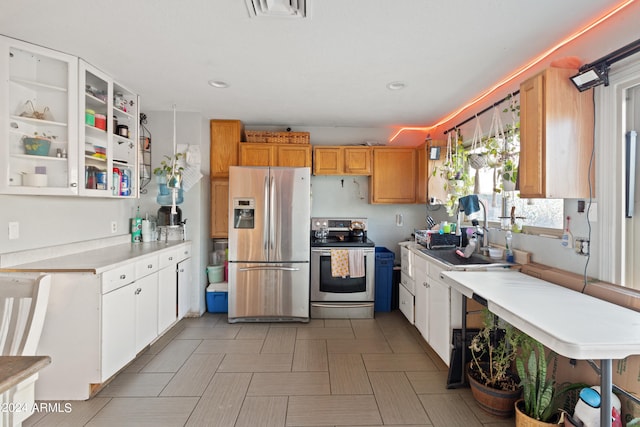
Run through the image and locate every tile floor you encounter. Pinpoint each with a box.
[25,311,515,426]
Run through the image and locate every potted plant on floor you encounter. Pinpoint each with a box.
[515,336,587,426]
[468,308,524,418]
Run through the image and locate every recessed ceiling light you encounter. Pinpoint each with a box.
[386,81,406,91]
[208,80,229,88]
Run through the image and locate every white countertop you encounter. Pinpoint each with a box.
[441,270,640,360]
[0,241,190,275]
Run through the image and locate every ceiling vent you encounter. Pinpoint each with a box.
[245,0,306,18]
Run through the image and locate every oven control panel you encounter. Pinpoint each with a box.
[311,217,368,231]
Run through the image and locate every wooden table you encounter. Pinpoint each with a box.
[441,270,640,427]
[0,356,51,426]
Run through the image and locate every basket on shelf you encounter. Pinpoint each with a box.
[22,136,52,156]
[245,131,309,144]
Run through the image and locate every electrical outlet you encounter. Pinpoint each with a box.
[111,221,117,233]
[8,222,19,240]
[574,238,590,255]
[395,213,403,227]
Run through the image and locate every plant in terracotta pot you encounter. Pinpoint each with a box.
[515,336,587,426]
[468,308,524,418]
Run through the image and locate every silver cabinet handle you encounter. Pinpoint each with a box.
[239,266,300,272]
[135,288,142,295]
[147,264,153,269]
[120,274,126,280]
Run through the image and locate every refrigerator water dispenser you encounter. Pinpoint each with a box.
[233,198,255,229]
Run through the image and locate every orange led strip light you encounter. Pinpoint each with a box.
[389,0,636,142]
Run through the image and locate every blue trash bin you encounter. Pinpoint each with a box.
[375,247,395,312]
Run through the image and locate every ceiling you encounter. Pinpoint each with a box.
[1,0,638,139]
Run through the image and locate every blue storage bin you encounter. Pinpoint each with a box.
[374,247,395,312]
[206,283,228,313]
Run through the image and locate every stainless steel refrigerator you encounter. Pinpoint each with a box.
[227,166,311,323]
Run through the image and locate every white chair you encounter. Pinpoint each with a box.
[0,274,51,427]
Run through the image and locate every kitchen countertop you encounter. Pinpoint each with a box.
[440,270,640,360]
[0,241,190,275]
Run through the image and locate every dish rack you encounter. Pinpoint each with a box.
[415,230,464,249]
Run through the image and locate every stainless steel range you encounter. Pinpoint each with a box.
[310,217,376,319]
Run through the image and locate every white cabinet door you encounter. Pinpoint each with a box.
[400,245,413,278]
[413,256,429,339]
[158,265,177,333]
[0,36,79,195]
[428,277,451,366]
[102,283,136,380]
[398,283,414,325]
[177,258,192,319]
[135,273,158,352]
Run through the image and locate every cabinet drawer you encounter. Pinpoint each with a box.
[135,255,159,279]
[400,247,413,278]
[175,244,192,262]
[102,264,136,294]
[400,271,415,295]
[399,283,415,325]
[159,249,178,269]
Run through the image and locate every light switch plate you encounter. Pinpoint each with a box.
[8,222,19,240]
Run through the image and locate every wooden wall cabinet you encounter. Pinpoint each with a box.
[210,178,229,239]
[239,143,311,167]
[209,119,242,238]
[369,147,417,204]
[313,146,371,175]
[210,119,243,178]
[519,67,595,198]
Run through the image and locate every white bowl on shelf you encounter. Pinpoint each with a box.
[23,173,48,187]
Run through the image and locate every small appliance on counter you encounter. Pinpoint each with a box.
[157,205,186,241]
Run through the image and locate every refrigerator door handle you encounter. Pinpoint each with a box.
[263,175,269,257]
[239,266,301,272]
[269,175,276,251]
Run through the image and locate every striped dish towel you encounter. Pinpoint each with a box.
[330,249,349,277]
[348,249,365,278]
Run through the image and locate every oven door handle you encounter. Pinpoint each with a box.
[311,249,374,256]
[310,303,373,308]
[239,266,301,272]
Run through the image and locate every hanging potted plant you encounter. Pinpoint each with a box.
[433,130,474,215]
[154,152,185,205]
[468,309,524,418]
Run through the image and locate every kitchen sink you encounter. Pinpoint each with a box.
[418,248,512,269]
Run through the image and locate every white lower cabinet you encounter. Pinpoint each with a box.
[413,256,429,339]
[177,258,192,319]
[102,281,136,380]
[158,264,177,333]
[134,273,159,352]
[35,242,191,400]
[399,243,458,368]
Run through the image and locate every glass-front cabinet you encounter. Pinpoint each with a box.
[0,36,79,195]
[0,35,139,198]
[79,60,138,198]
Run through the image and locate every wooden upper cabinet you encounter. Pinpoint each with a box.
[210,120,243,177]
[344,147,371,175]
[519,67,595,199]
[239,143,311,167]
[369,147,417,204]
[278,145,312,167]
[313,147,343,174]
[313,146,371,175]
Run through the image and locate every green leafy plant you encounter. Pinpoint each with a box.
[154,152,185,189]
[432,132,475,215]
[515,337,587,423]
[469,308,524,391]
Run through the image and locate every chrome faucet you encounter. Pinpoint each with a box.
[472,199,489,254]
